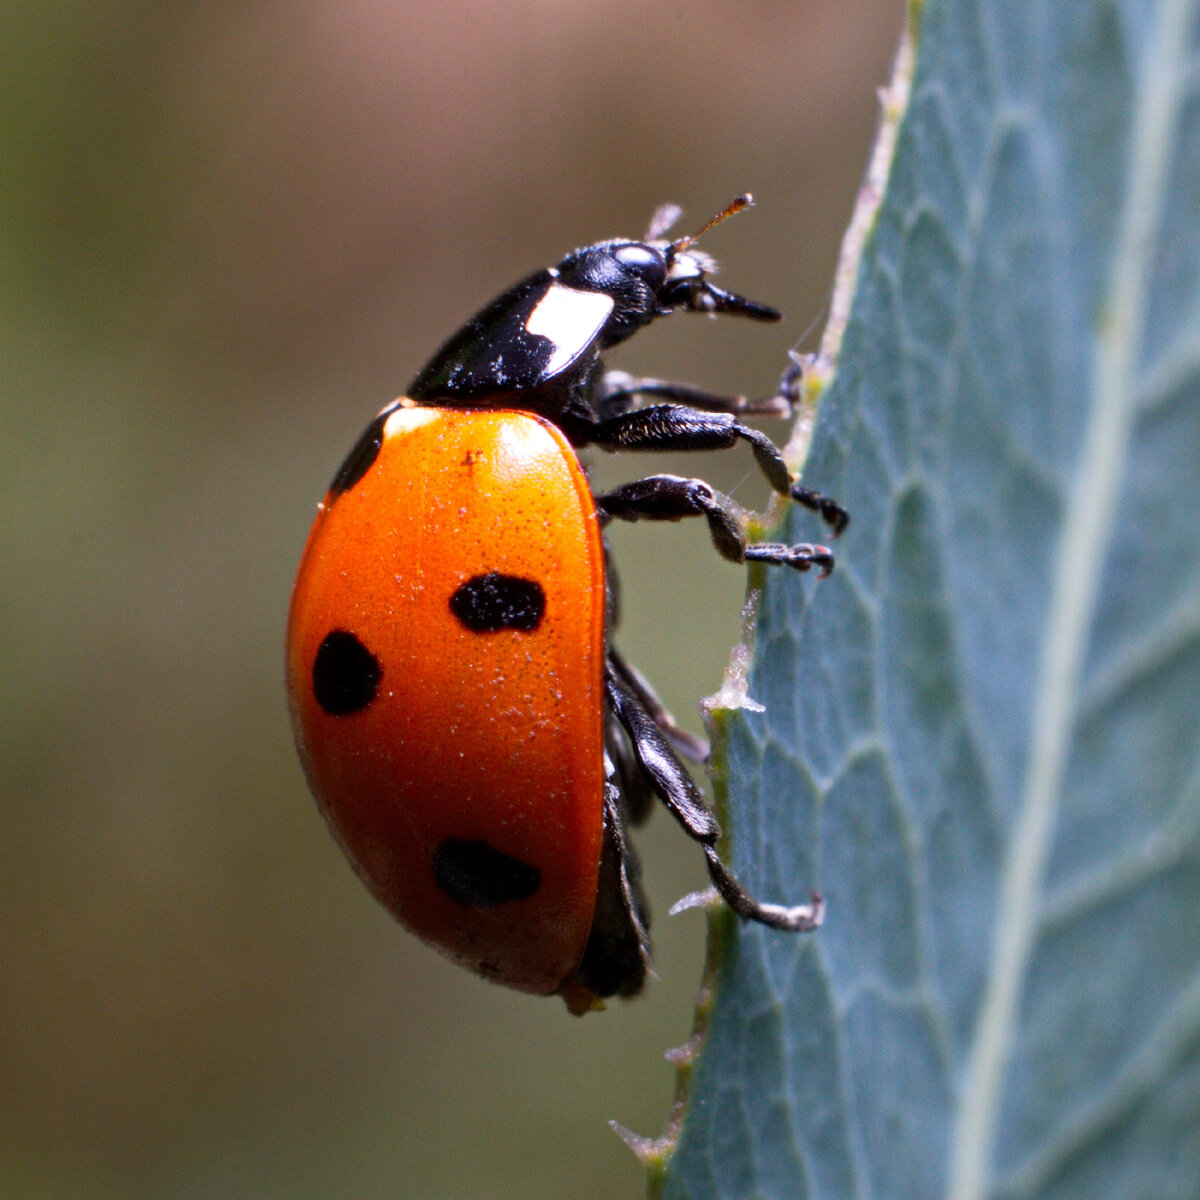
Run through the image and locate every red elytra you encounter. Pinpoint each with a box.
[287,405,606,1000]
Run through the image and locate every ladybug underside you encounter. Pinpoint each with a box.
[287,199,845,1013]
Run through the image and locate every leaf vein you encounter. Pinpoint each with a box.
[993,967,1200,1199]
[945,3,1199,1197]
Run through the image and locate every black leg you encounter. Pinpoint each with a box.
[603,664,717,843]
[604,664,823,933]
[606,709,657,826]
[596,474,835,576]
[776,357,803,408]
[771,358,851,534]
[791,486,851,537]
[595,370,792,420]
[562,779,652,1012]
[584,404,849,538]
[588,405,791,490]
[609,647,709,764]
[598,354,807,421]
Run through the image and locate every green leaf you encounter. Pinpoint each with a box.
[661,2,1200,1198]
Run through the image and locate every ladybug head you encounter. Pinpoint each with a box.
[553,238,671,348]
[554,194,780,350]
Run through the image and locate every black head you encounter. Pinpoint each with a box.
[554,194,781,351]
[554,239,671,348]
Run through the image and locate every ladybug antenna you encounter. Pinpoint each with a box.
[666,193,754,262]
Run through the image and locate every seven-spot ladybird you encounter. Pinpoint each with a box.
[286,196,847,1014]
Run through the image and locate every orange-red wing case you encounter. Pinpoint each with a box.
[287,406,606,995]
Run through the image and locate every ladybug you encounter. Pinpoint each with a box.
[287,195,847,1015]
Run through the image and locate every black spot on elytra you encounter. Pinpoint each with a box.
[312,630,381,715]
[449,572,545,632]
[432,839,542,907]
[330,409,389,496]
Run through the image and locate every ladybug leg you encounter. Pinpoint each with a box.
[601,780,651,967]
[596,474,835,577]
[584,404,849,537]
[602,549,708,783]
[594,370,792,420]
[608,646,709,764]
[789,485,851,536]
[606,707,657,825]
[604,663,824,933]
[566,776,652,1008]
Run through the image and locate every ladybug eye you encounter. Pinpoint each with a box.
[612,242,666,290]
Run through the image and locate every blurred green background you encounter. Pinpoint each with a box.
[1,3,903,1197]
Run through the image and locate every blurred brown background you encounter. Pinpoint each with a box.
[1,3,903,1197]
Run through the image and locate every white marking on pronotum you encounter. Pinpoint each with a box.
[524,284,614,375]
[946,3,1197,1199]
[383,406,441,439]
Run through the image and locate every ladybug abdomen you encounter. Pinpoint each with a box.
[286,406,606,995]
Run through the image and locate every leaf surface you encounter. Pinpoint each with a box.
[662,3,1200,1197]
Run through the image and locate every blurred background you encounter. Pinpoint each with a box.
[1,3,903,1197]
